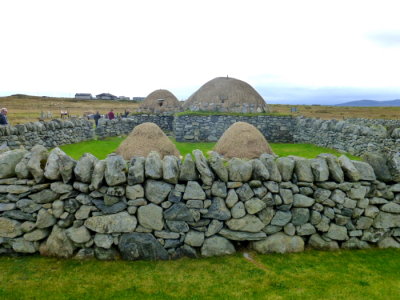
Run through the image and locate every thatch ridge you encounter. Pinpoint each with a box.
[214,122,274,159]
[184,77,268,113]
[138,89,182,113]
[115,122,180,159]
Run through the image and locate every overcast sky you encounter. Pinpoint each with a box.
[1,0,400,104]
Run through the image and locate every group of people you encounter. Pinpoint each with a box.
[92,109,130,127]
[0,108,8,125]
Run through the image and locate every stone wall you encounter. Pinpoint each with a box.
[1,146,400,260]
[95,115,174,139]
[174,115,294,142]
[294,117,400,156]
[0,119,94,150]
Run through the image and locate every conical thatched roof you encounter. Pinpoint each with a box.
[115,122,180,159]
[184,77,268,113]
[214,122,274,159]
[138,89,182,113]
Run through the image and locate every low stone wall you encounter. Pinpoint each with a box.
[95,115,174,139]
[174,115,294,142]
[0,118,94,150]
[1,146,400,260]
[294,117,400,156]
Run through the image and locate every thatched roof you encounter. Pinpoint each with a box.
[184,77,268,113]
[138,89,182,113]
[115,122,180,159]
[214,122,274,159]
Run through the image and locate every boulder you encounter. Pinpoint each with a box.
[179,154,198,181]
[0,217,22,238]
[373,212,400,228]
[252,232,304,254]
[378,237,400,249]
[252,159,270,181]
[338,155,360,182]
[163,155,179,184]
[137,204,164,231]
[144,180,172,204]
[66,226,91,244]
[145,151,163,179]
[35,209,56,229]
[94,233,114,249]
[84,212,137,233]
[15,152,31,179]
[325,223,348,241]
[90,160,106,190]
[184,230,205,247]
[294,159,314,182]
[293,194,315,207]
[226,215,264,232]
[128,157,145,185]
[362,152,392,182]
[308,233,339,250]
[245,198,266,214]
[44,147,64,180]
[27,145,49,183]
[105,154,127,186]
[352,161,376,181]
[12,238,37,253]
[201,236,235,257]
[119,233,169,260]
[208,151,228,182]
[271,210,291,226]
[203,197,231,220]
[211,181,227,198]
[276,157,295,182]
[228,158,253,182]
[163,203,194,222]
[40,225,75,258]
[310,158,329,181]
[183,181,206,200]
[74,153,98,183]
[126,184,144,200]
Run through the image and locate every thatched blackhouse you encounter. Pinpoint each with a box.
[184,77,268,113]
[137,89,182,113]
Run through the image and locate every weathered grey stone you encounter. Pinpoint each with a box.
[106,186,125,197]
[231,201,246,219]
[362,152,392,182]
[318,155,345,183]
[74,153,98,183]
[245,198,266,214]
[145,180,172,204]
[331,189,345,204]
[84,212,137,233]
[293,194,315,207]
[294,159,313,182]
[296,223,316,236]
[252,159,270,181]
[186,200,203,209]
[378,237,400,248]
[226,215,264,232]
[15,152,31,179]
[163,203,194,222]
[205,220,223,237]
[292,208,310,225]
[252,232,304,254]
[166,220,189,232]
[276,157,295,182]
[2,210,35,222]
[0,217,22,238]
[24,228,49,241]
[347,186,368,200]
[260,154,282,182]
[373,212,400,228]
[339,155,361,182]
[387,152,400,182]
[75,205,92,220]
[0,203,16,211]
[271,210,291,226]
[325,223,348,241]
[284,223,295,236]
[29,189,59,204]
[342,237,370,249]
[94,233,114,249]
[219,228,266,241]
[183,181,206,200]
[27,145,48,183]
[352,161,376,181]
[92,199,127,214]
[52,200,64,218]
[144,151,163,179]
[193,150,214,185]
[94,247,119,260]
[44,147,63,180]
[208,151,228,182]
[257,207,275,225]
[225,189,239,208]
[74,248,95,260]
[236,183,254,201]
[128,157,145,185]
[154,230,180,239]
[308,234,339,250]
[163,155,179,184]
[90,160,106,190]
[211,181,227,198]
[105,154,127,186]
[119,232,169,260]
[310,158,329,182]
[280,189,293,205]
[185,230,205,247]
[179,154,198,181]
[16,199,41,214]
[381,202,400,214]
[201,236,235,257]
[66,226,91,244]
[50,182,73,194]
[138,204,164,231]
[203,197,231,220]
[40,225,75,258]
[227,158,252,182]
[355,217,373,230]
[126,184,144,200]
[35,209,56,228]
[58,152,76,184]
[12,238,36,253]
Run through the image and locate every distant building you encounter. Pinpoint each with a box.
[118,96,130,100]
[75,93,93,100]
[132,97,145,102]
[96,93,118,100]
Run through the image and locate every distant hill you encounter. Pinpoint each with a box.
[335,99,400,107]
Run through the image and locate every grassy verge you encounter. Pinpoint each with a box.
[0,249,399,299]
[59,136,359,160]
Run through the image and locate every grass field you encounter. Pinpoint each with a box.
[59,136,359,160]
[0,249,399,299]
[1,95,399,124]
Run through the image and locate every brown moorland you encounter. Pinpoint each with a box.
[1,94,399,124]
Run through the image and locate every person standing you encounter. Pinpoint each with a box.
[0,108,8,125]
[93,111,101,127]
[108,109,115,120]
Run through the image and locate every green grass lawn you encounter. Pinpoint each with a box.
[0,249,399,299]
[59,136,359,160]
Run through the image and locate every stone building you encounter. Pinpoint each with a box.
[183,76,268,113]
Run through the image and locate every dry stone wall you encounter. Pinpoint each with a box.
[1,146,400,260]
[0,119,93,150]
